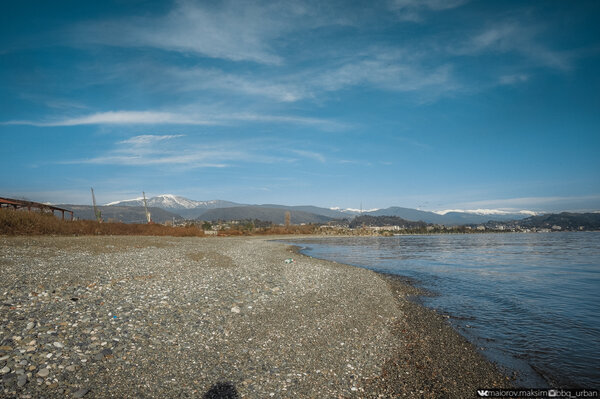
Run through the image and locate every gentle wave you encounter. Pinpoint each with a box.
[288,232,600,388]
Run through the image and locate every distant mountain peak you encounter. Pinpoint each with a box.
[105,197,144,206]
[105,194,210,209]
[329,206,380,214]
[432,208,538,216]
[105,195,243,219]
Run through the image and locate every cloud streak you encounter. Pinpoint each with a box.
[159,48,458,104]
[119,134,184,145]
[2,110,344,130]
[73,1,284,64]
[452,22,571,70]
[54,1,570,111]
[389,0,469,21]
[63,134,300,170]
[67,134,242,168]
[71,0,353,65]
[291,149,326,163]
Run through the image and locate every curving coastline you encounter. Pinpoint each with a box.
[0,236,508,398]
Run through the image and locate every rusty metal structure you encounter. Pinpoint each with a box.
[0,196,74,221]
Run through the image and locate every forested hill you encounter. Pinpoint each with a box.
[514,212,600,230]
[349,215,427,229]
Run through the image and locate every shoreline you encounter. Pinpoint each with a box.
[287,240,512,397]
[1,235,509,397]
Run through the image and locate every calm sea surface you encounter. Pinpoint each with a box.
[286,232,600,388]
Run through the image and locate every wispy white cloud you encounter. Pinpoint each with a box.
[65,1,461,102]
[119,134,184,145]
[498,73,529,85]
[2,111,209,126]
[313,57,455,94]
[2,110,343,130]
[71,0,353,65]
[73,1,285,64]
[291,149,326,163]
[163,67,307,102]
[453,23,571,70]
[67,134,241,168]
[62,134,299,170]
[389,0,469,21]
[158,52,457,103]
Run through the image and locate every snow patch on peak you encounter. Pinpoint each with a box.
[433,208,538,216]
[330,206,379,213]
[105,197,143,206]
[106,194,232,210]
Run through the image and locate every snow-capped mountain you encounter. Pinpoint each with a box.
[106,194,243,218]
[329,207,380,215]
[105,195,538,225]
[106,194,236,210]
[432,209,538,216]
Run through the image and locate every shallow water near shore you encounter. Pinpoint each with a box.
[287,232,600,388]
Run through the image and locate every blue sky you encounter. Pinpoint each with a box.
[1,0,599,212]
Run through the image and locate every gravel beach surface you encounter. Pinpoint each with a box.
[1,236,507,398]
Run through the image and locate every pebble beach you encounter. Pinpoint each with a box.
[0,236,508,398]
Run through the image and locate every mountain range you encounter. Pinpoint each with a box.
[98,194,534,225]
[106,195,240,219]
[58,204,183,224]
[500,212,600,230]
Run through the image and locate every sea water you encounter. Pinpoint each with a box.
[287,232,600,388]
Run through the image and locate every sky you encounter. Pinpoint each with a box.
[1,0,599,213]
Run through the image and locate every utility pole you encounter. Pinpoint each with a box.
[90,188,102,223]
[143,192,152,224]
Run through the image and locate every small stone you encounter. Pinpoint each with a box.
[27,340,36,346]
[0,355,8,361]
[3,373,16,384]
[73,388,89,398]
[25,322,35,330]
[1,366,10,374]
[231,306,241,313]
[66,365,76,372]
[53,342,64,348]
[37,368,49,378]
[17,374,27,387]
[26,346,36,353]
